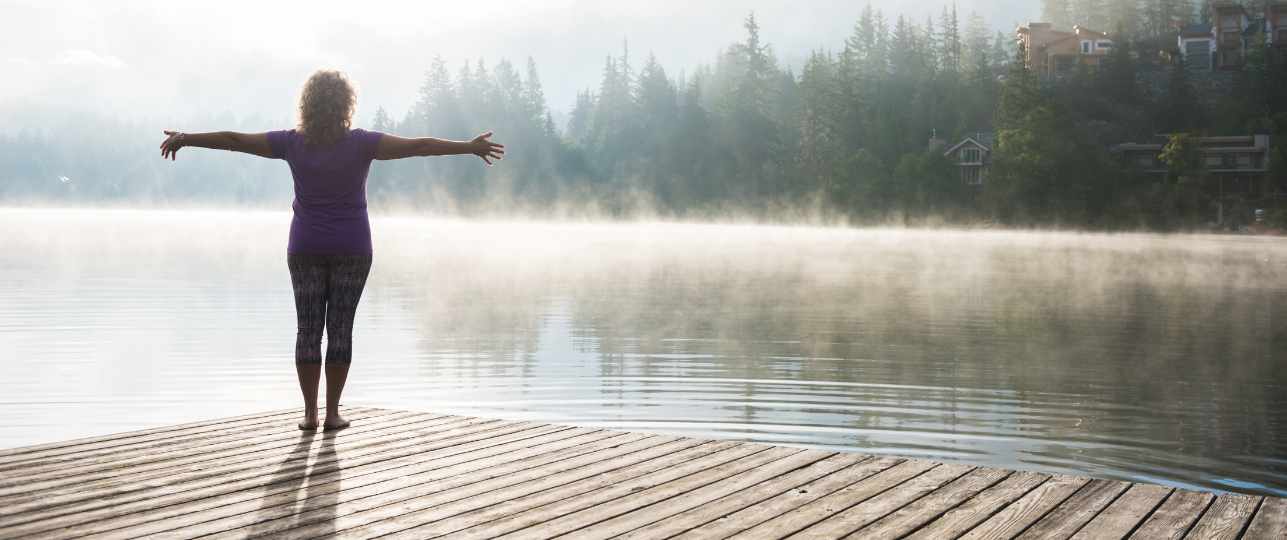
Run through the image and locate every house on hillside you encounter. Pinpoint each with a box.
[1016,22,1113,76]
[1108,135,1272,196]
[927,133,994,185]
[1167,3,1287,70]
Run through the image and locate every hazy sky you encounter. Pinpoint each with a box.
[1,0,1034,131]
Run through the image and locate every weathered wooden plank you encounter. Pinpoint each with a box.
[0,407,298,460]
[0,411,475,511]
[783,463,974,539]
[0,409,358,477]
[1015,478,1131,540]
[1069,483,1173,540]
[850,467,1014,540]
[0,407,339,478]
[1,421,578,539]
[1183,493,1264,540]
[340,442,801,540]
[0,414,512,528]
[1129,489,1216,540]
[0,407,410,483]
[904,471,1051,540]
[606,454,871,540]
[956,474,1091,540]
[556,449,836,540]
[20,425,596,539]
[723,459,940,540]
[673,456,906,540]
[73,429,638,540]
[427,442,777,540]
[1244,496,1287,540]
[174,432,685,540]
[482,446,802,540]
[0,408,420,496]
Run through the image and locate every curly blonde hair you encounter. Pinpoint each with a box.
[297,70,356,146]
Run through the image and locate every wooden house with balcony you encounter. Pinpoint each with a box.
[1109,135,1272,196]
[1269,2,1287,55]
[1016,23,1114,76]
[927,133,993,185]
[1169,3,1287,69]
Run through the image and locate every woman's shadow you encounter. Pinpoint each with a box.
[241,428,341,538]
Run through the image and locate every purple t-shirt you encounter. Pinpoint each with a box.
[267,128,384,255]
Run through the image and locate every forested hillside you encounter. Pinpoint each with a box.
[5,1,1287,229]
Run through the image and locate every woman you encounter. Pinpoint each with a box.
[159,69,504,431]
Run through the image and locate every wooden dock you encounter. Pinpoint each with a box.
[0,407,1283,539]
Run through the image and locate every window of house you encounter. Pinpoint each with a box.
[964,167,981,184]
[1279,28,1287,41]
[1096,40,1112,49]
[1222,47,1240,64]
[961,148,982,163]
[1129,155,1154,167]
[1223,30,1240,43]
[1081,41,1090,53]
[1207,155,1225,167]
[1185,40,1211,69]
[1235,154,1252,166]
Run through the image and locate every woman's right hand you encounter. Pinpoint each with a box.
[471,132,505,165]
[160,130,184,161]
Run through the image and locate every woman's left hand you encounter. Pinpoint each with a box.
[160,130,185,161]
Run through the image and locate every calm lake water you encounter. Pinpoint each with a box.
[2,208,1285,496]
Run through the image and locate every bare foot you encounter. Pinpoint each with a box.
[323,414,350,431]
[299,412,319,431]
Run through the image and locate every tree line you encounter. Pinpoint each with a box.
[3,2,1284,228]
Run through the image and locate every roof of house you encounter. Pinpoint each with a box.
[945,133,994,154]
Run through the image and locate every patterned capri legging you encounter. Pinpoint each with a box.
[287,253,373,365]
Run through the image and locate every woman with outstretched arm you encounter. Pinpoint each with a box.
[159,69,504,431]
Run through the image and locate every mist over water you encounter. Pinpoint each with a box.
[2,208,1285,497]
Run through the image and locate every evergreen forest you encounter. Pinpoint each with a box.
[5,1,1287,229]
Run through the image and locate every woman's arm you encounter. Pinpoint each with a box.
[159,130,273,161]
[376,132,505,165]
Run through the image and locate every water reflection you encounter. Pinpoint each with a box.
[1,209,1284,496]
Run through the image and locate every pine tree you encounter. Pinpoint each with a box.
[637,53,679,140]
[994,42,1046,131]
[924,14,940,71]
[566,89,595,141]
[523,57,550,129]
[1042,0,1074,28]
[418,55,463,140]
[1071,0,1107,30]
[371,106,393,132]
[455,61,480,124]
[676,75,715,202]
[1098,20,1138,104]
[829,45,868,159]
[795,49,835,174]
[963,11,991,67]
[991,31,1010,66]
[939,6,962,71]
[892,16,921,74]
[852,4,877,71]
[727,12,782,196]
